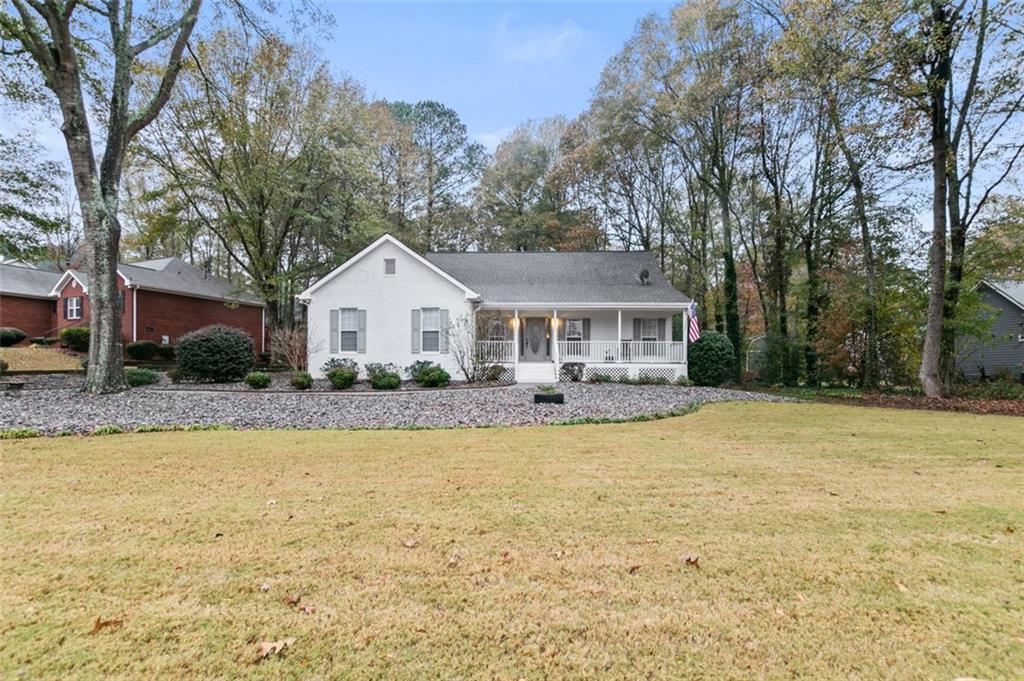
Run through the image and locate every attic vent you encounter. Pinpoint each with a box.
[384,258,396,276]
[637,269,650,286]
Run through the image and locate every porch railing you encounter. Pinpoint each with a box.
[475,340,516,363]
[556,340,686,364]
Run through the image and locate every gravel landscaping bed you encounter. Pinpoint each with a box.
[0,380,792,434]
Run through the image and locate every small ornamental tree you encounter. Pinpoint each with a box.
[689,331,735,387]
[175,325,254,382]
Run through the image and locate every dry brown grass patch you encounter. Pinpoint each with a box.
[0,346,82,372]
[1,402,1021,678]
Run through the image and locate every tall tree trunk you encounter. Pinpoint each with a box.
[803,235,820,386]
[919,1,953,398]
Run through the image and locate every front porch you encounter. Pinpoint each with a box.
[474,307,689,383]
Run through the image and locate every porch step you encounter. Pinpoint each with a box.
[515,363,556,383]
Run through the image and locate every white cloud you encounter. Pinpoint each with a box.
[474,126,513,153]
[493,16,587,65]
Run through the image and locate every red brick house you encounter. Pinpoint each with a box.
[1,258,266,350]
[0,262,60,339]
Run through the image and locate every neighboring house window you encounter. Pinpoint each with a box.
[421,307,440,352]
[641,319,658,342]
[488,318,506,341]
[384,258,396,276]
[66,296,82,320]
[565,319,584,342]
[339,308,359,352]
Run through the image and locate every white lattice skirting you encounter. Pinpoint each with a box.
[583,364,687,382]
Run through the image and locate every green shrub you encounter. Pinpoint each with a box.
[405,360,437,381]
[92,425,124,436]
[167,367,185,383]
[371,371,401,390]
[322,357,358,374]
[156,344,175,361]
[30,336,56,346]
[676,375,694,387]
[0,427,41,439]
[365,362,399,380]
[175,325,254,382]
[124,340,159,360]
[327,367,357,390]
[59,326,90,352]
[0,327,27,347]
[0,359,8,377]
[587,372,613,383]
[124,367,160,387]
[689,331,735,387]
[956,377,1024,401]
[244,371,272,389]
[291,371,313,390]
[418,366,450,388]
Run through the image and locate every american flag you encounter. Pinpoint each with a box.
[688,301,701,342]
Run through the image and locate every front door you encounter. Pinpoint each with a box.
[522,317,549,361]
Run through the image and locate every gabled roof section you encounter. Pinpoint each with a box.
[298,234,480,301]
[0,262,61,299]
[424,250,690,306]
[982,279,1024,312]
[49,259,262,305]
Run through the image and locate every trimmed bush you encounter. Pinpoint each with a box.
[322,357,358,374]
[365,362,399,380]
[417,366,450,388]
[405,360,438,382]
[59,326,90,352]
[689,331,735,387]
[244,371,272,389]
[291,371,313,390]
[29,337,57,346]
[0,359,8,376]
[0,327,27,347]
[371,371,401,390]
[167,367,185,383]
[124,367,160,387]
[124,340,159,360]
[175,325,254,382]
[156,344,176,361]
[327,368,357,390]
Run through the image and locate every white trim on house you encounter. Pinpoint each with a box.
[49,270,91,296]
[981,279,1024,313]
[477,302,686,310]
[297,234,480,302]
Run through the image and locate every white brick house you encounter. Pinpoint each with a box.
[299,234,693,382]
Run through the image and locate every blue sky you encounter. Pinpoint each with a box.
[318,2,672,149]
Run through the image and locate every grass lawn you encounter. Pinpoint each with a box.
[2,403,1021,679]
[0,346,81,372]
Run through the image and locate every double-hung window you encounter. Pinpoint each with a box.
[66,297,82,320]
[338,308,359,352]
[641,319,659,342]
[421,307,440,352]
[565,319,584,342]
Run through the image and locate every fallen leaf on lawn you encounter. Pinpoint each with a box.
[895,581,908,593]
[403,538,419,548]
[681,555,700,569]
[499,551,512,563]
[1005,526,1015,534]
[255,637,295,662]
[446,556,460,569]
[259,583,270,593]
[91,616,123,635]
[266,499,277,506]
[283,594,301,606]
[298,605,316,615]
[627,565,641,575]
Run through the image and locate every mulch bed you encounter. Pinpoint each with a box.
[821,393,1023,417]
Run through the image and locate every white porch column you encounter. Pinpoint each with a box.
[513,309,519,366]
[552,309,559,377]
[617,309,622,363]
[683,307,689,366]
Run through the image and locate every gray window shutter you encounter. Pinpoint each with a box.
[357,309,367,353]
[633,318,641,339]
[411,309,421,353]
[657,318,666,341]
[583,318,591,341]
[330,309,339,353]
[63,297,69,319]
[439,309,450,353]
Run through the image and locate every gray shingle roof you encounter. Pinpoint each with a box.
[424,251,690,305]
[0,262,61,299]
[985,279,1024,310]
[64,258,262,305]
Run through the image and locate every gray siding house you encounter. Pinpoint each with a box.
[957,280,1024,381]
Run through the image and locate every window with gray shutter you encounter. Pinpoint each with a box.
[421,307,440,352]
[339,308,359,352]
